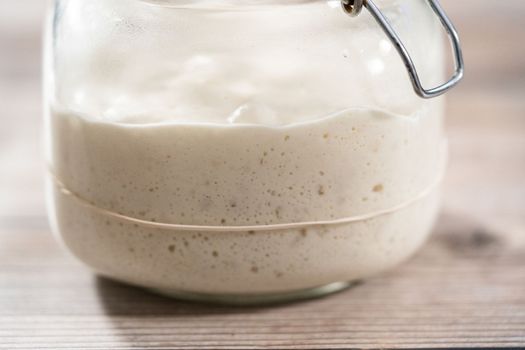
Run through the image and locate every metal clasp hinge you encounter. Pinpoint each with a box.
[342,0,465,98]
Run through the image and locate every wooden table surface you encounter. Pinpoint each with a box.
[1,1,524,349]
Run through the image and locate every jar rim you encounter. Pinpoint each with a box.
[136,0,401,12]
[138,0,333,10]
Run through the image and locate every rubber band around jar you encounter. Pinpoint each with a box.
[48,168,444,232]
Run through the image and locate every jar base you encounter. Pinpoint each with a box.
[148,281,356,305]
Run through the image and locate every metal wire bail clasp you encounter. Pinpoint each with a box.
[342,0,465,98]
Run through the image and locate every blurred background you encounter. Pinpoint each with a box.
[1,1,523,236]
[1,1,524,348]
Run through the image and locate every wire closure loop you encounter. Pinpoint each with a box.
[341,0,464,98]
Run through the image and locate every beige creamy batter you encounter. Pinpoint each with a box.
[47,105,445,294]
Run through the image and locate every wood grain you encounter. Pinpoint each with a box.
[1,213,525,349]
[1,1,525,349]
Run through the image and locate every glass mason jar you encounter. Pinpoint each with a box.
[45,0,462,304]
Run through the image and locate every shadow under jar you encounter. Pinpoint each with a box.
[44,0,461,304]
